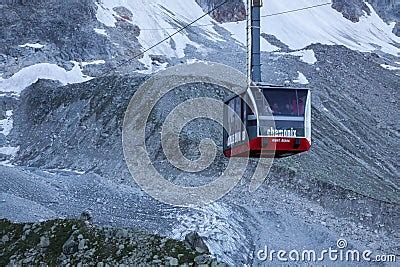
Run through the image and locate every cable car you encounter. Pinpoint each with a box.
[223,0,312,158]
[223,85,311,158]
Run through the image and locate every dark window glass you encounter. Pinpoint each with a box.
[228,99,235,136]
[296,90,307,116]
[225,96,246,146]
[234,97,241,133]
[263,89,307,116]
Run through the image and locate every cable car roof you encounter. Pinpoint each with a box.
[224,85,310,102]
[250,84,311,91]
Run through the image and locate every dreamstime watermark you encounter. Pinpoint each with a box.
[122,62,275,207]
[256,239,397,263]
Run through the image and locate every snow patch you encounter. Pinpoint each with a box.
[80,60,106,67]
[380,64,400,71]
[186,58,210,65]
[0,146,19,156]
[95,2,116,27]
[289,50,317,65]
[293,71,309,85]
[0,62,93,94]
[59,168,86,175]
[19,43,45,49]
[94,28,108,36]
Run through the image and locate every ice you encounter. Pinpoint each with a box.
[0,62,92,94]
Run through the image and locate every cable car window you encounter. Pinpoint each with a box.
[228,99,235,143]
[225,96,244,146]
[234,97,242,143]
[296,90,307,116]
[234,97,241,132]
[263,89,300,116]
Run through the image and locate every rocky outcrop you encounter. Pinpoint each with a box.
[0,218,224,266]
[369,0,400,36]
[332,0,371,22]
[394,21,400,36]
[367,0,399,24]
[195,0,246,22]
[184,232,210,254]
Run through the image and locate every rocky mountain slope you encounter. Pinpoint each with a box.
[0,218,223,266]
[367,0,399,34]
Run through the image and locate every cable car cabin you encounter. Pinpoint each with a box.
[223,85,311,158]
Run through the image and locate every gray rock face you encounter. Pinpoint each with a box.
[332,0,371,22]
[195,0,246,22]
[0,0,143,78]
[367,0,400,24]
[369,0,400,36]
[11,76,144,181]
[10,44,399,204]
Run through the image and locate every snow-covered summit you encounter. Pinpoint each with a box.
[95,0,399,56]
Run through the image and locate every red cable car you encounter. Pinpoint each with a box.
[223,85,311,158]
[223,0,312,158]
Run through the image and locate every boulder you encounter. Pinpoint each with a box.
[80,210,93,222]
[184,232,209,254]
[62,235,78,255]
